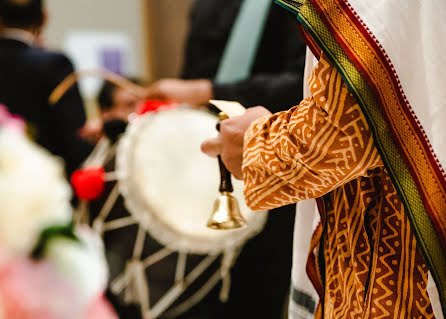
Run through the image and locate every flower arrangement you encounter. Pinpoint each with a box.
[0,105,116,319]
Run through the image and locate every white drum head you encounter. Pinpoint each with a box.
[116,108,267,255]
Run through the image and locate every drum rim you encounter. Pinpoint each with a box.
[116,109,267,255]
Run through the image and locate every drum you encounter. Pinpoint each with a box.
[80,107,268,318]
[116,108,266,255]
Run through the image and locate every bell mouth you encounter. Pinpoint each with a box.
[207,218,247,230]
[207,193,247,230]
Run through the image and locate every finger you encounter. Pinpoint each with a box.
[143,89,161,100]
[229,164,243,180]
[221,153,243,180]
[231,162,243,180]
[201,136,222,158]
[143,84,163,100]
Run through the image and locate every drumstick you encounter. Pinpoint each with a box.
[48,69,147,106]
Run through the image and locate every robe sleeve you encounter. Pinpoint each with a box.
[242,54,383,210]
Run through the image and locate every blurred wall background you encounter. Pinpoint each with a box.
[45,0,148,79]
[146,0,194,79]
[44,0,195,116]
[45,0,195,82]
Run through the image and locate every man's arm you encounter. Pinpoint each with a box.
[145,5,306,112]
[143,70,303,111]
[203,54,383,211]
[243,54,382,210]
[46,54,93,176]
[212,71,304,112]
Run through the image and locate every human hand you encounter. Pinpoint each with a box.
[144,79,213,106]
[78,119,103,144]
[201,106,272,180]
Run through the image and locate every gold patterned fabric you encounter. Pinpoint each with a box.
[242,54,435,318]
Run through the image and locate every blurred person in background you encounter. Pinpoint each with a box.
[79,79,143,144]
[98,80,141,123]
[0,0,92,177]
[144,1,308,318]
[147,1,306,112]
[96,80,140,143]
[87,79,202,319]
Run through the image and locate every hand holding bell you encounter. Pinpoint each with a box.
[207,112,247,230]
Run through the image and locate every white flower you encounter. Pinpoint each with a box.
[44,227,109,308]
[0,130,72,255]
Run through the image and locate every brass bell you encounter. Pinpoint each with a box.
[207,192,246,229]
[207,112,247,230]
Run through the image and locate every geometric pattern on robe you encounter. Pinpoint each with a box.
[242,53,435,318]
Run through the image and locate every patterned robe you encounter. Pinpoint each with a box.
[242,54,435,318]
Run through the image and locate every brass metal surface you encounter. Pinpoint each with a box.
[207,192,247,230]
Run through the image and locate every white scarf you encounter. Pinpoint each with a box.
[347,1,445,317]
[289,49,320,319]
[290,0,446,314]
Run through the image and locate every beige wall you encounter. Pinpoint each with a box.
[43,0,195,118]
[45,0,148,79]
[146,0,195,79]
[44,0,195,81]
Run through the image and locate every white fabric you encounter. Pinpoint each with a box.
[346,0,446,178]
[429,271,445,319]
[289,48,320,319]
[345,1,445,317]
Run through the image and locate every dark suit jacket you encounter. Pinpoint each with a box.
[182,0,307,112]
[180,2,302,319]
[0,37,92,177]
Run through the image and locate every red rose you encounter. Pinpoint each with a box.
[71,167,105,200]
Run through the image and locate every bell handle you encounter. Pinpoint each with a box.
[218,155,234,193]
[216,112,234,194]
